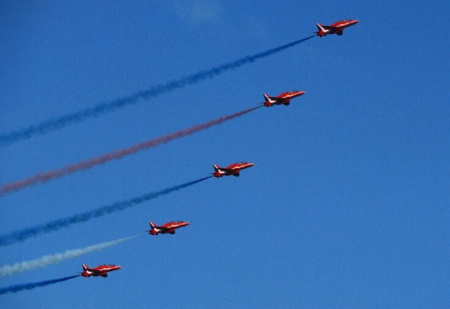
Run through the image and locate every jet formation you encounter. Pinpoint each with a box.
[76,19,358,279]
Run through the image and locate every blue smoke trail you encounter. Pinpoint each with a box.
[0,35,315,147]
[0,106,260,196]
[0,275,79,295]
[0,176,211,246]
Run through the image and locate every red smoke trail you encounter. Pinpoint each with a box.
[0,106,261,196]
[0,35,314,147]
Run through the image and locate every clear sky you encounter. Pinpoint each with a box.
[1,1,449,308]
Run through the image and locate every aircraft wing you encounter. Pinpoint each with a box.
[88,269,107,276]
[271,97,285,103]
[160,226,180,232]
[90,269,103,274]
[220,168,235,172]
[324,25,339,30]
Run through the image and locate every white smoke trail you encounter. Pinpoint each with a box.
[0,235,139,278]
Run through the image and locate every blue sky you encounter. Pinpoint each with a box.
[1,1,449,308]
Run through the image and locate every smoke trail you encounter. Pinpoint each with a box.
[0,275,79,295]
[0,36,315,147]
[0,235,138,277]
[0,106,260,196]
[0,176,210,246]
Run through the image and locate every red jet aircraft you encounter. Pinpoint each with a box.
[81,264,122,278]
[148,221,190,235]
[316,19,359,37]
[263,91,306,107]
[213,162,254,178]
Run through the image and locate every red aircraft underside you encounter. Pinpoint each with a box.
[316,19,359,37]
[81,264,122,278]
[263,90,306,107]
[213,162,254,178]
[148,221,190,235]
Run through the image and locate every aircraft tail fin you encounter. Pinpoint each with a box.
[82,264,90,271]
[316,23,326,32]
[213,164,221,172]
[149,222,157,230]
[263,94,274,103]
